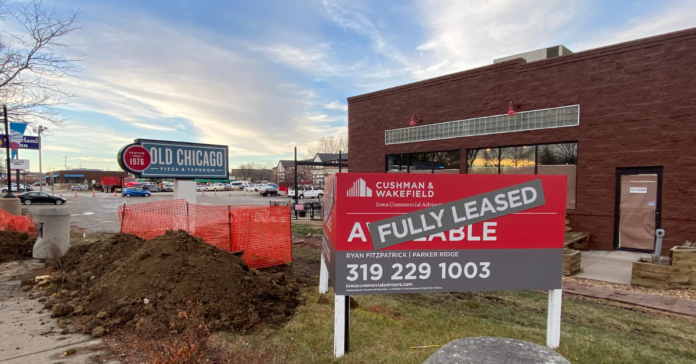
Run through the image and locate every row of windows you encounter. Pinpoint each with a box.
[385,142,577,209]
[385,105,579,145]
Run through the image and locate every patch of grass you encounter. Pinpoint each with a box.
[291,222,323,236]
[216,248,696,364]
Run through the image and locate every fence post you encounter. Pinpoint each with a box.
[186,202,190,233]
[228,205,232,252]
[120,203,127,233]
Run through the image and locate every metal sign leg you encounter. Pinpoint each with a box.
[319,257,329,294]
[546,289,562,349]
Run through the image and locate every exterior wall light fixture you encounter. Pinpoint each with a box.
[409,114,422,126]
[508,101,520,117]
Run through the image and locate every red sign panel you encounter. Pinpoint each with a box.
[322,173,567,295]
[122,145,151,172]
[325,174,566,251]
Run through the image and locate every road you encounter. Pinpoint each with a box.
[20,190,293,233]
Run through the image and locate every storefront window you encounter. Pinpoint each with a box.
[467,148,499,174]
[500,146,535,174]
[466,142,578,209]
[433,151,461,174]
[409,153,433,174]
[538,143,577,209]
[387,154,408,172]
[386,150,460,174]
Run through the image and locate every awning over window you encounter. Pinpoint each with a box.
[64,174,84,177]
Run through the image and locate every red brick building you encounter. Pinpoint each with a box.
[347,28,696,254]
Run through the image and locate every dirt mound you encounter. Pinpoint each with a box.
[42,230,300,336]
[0,231,36,263]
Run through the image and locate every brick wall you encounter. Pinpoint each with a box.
[347,28,696,253]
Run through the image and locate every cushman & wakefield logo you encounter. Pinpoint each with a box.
[347,178,372,197]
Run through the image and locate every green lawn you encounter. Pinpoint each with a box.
[291,221,323,236]
[214,247,696,364]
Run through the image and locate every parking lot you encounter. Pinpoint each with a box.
[20,190,292,233]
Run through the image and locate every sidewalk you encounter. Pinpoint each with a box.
[0,260,119,364]
[576,250,651,284]
[563,280,696,317]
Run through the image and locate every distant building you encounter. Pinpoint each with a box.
[45,169,128,185]
[275,160,313,191]
[229,168,272,183]
[311,153,348,189]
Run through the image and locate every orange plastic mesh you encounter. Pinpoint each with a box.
[118,200,291,268]
[0,207,38,235]
[230,206,292,269]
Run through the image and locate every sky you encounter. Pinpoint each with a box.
[3,0,696,172]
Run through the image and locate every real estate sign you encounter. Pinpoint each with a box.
[322,173,567,296]
[118,139,229,179]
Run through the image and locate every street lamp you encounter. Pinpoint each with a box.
[3,105,14,198]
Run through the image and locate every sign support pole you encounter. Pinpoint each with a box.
[2,105,13,198]
[333,294,346,358]
[546,289,562,349]
[319,257,329,294]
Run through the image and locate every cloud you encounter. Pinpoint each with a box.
[54,9,345,163]
[129,122,178,132]
[42,145,81,152]
[569,1,696,51]
[324,101,348,111]
[412,0,581,79]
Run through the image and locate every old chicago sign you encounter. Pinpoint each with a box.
[118,139,229,179]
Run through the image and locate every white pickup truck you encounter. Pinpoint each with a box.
[288,186,324,199]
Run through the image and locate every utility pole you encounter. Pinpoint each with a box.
[294,146,298,205]
[37,125,47,192]
[64,155,67,170]
[3,105,13,198]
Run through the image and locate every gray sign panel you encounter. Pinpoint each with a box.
[367,180,546,250]
[333,248,562,295]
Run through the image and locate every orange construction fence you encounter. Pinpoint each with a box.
[0,208,38,235]
[118,199,291,268]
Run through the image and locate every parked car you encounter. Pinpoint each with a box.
[259,186,279,197]
[196,185,207,192]
[142,184,159,192]
[206,183,226,191]
[71,185,86,191]
[299,186,324,199]
[22,184,34,191]
[244,184,264,192]
[230,181,249,190]
[19,192,66,205]
[122,187,151,197]
[162,184,174,192]
[1,184,26,193]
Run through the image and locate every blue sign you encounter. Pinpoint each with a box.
[118,139,229,179]
[0,135,39,150]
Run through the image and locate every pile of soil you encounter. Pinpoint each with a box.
[40,230,300,337]
[0,231,36,263]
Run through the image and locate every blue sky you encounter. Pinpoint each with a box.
[4,0,696,172]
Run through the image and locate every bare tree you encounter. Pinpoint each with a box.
[302,136,348,159]
[0,0,83,126]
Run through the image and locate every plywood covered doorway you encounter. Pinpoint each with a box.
[615,168,662,252]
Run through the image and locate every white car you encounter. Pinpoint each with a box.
[206,183,225,191]
[244,184,262,192]
[296,186,324,199]
[196,185,207,192]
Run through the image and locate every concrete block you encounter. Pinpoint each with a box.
[174,180,196,205]
[0,197,21,216]
[32,209,71,259]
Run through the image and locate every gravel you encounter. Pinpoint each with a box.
[563,276,695,301]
